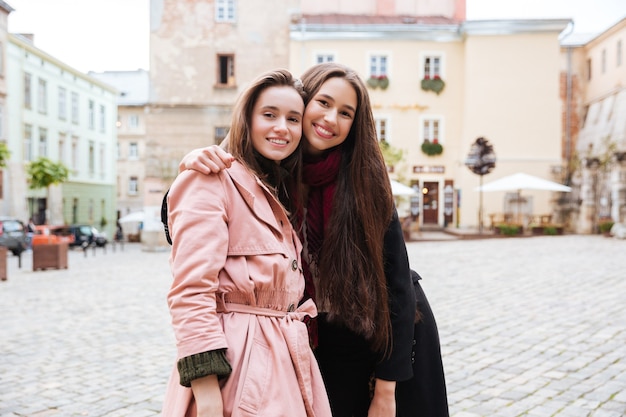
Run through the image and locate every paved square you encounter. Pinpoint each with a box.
[1,235,624,416]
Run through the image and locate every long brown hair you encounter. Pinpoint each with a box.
[301,63,394,352]
[227,69,306,218]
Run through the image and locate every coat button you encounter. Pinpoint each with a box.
[291,259,298,270]
[287,303,295,312]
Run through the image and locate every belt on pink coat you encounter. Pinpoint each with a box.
[217,298,320,417]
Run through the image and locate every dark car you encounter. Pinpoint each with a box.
[0,217,29,256]
[50,225,108,248]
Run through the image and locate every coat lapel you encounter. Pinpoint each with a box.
[225,164,283,234]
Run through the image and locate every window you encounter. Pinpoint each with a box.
[369,55,388,77]
[24,73,32,109]
[601,49,607,74]
[58,87,67,120]
[23,124,32,161]
[617,40,622,67]
[217,54,235,86]
[88,100,95,130]
[214,127,229,145]
[375,118,388,142]
[128,114,139,129]
[422,119,441,143]
[71,92,79,124]
[38,127,48,157]
[215,0,235,22]
[38,78,48,114]
[99,144,105,176]
[423,55,442,78]
[316,54,335,64]
[0,43,3,77]
[59,133,66,164]
[128,176,139,195]
[0,106,3,140]
[129,142,139,159]
[88,141,95,175]
[99,105,106,132]
[587,58,592,80]
[71,136,78,172]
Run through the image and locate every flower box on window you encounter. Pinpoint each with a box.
[421,139,443,156]
[421,75,445,95]
[367,75,389,90]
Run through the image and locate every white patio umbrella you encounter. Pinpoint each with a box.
[475,172,571,224]
[475,172,572,193]
[391,179,418,196]
[118,211,146,224]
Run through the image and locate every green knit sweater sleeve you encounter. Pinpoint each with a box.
[177,349,232,387]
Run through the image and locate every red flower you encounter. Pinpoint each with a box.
[434,75,441,80]
[423,75,430,80]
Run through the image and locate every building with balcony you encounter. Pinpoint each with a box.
[562,17,626,233]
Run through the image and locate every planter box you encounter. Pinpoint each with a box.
[531,225,564,236]
[0,246,7,280]
[33,243,69,271]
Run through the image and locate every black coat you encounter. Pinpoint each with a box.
[315,210,448,417]
[396,270,449,417]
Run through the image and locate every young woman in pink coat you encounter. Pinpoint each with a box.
[161,69,332,417]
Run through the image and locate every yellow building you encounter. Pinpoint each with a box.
[290,11,570,230]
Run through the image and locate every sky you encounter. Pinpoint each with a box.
[5,0,626,74]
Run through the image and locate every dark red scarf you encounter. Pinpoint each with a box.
[301,148,341,347]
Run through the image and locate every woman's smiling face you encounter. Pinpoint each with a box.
[302,77,357,156]
[250,85,304,162]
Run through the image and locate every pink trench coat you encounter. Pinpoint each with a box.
[161,162,332,417]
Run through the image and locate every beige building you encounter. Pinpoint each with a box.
[563,18,626,233]
[144,0,300,206]
[147,0,626,232]
[290,11,570,230]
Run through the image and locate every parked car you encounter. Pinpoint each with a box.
[49,225,108,248]
[0,217,28,256]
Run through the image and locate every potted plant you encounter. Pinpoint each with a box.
[421,75,446,95]
[378,75,389,90]
[598,219,614,236]
[27,157,71,270]
[367,76,380,89]
[421,139,443,156]
[495,223,523,236]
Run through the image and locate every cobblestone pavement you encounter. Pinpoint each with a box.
[1,235,625,416]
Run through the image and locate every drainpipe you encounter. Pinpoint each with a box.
[566,46,573,184]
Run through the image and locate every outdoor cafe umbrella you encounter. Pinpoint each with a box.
[391,179,418,196]
[475,172,572,223]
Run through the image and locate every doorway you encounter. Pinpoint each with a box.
[422,182,439,224]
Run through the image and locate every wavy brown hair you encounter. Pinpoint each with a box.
[227,69,307,219]
[300,63,394,352]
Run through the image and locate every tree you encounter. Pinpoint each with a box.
[0,142,9,168]
[465,137,497,233]
[27,157,70,190]
[379,140,404,168]
[27,157,70,223]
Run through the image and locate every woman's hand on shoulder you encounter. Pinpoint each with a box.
[179,146,235,175]
[368,379,396,417]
